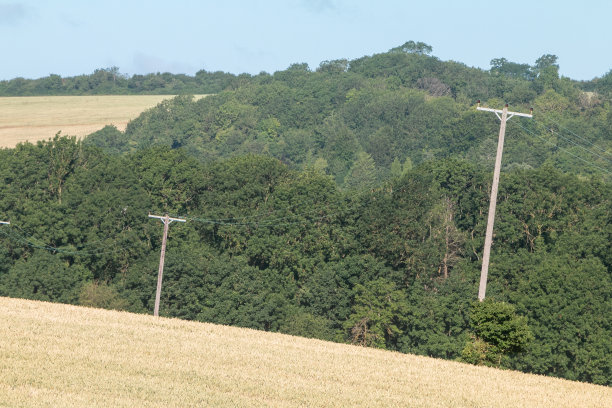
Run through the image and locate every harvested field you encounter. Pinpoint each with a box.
[0,297,610,407]
[0,95,206,148]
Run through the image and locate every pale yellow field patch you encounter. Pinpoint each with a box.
[0,297,610,407]
[0,95,206,148]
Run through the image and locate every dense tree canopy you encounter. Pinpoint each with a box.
[0,137,609,385]
[74,47,611,186]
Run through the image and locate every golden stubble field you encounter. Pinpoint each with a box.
[0,95,205,148]
[0,297,610,407]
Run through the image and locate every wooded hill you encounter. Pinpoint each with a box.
[82,45,612,185]
[0,42,610,385]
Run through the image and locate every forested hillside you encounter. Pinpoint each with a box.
[0,43,610,385]
[82,45,611,185]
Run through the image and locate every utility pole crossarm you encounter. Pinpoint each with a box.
[477,106,533,118]
[477,106,532,122]
[148,214,187,224]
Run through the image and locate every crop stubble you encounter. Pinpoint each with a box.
[0,297,610,407]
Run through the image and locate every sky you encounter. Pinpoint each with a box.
[1,0,610,81]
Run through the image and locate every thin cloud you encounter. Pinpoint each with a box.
[0,3,27,25]
[299,0,337,14]
[60,13,80,28]
[132,52,195,75]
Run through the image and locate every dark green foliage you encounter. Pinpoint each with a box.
[400,269,474,358]
[279,311,336,341]
[194,255,295,332]
[84,125,127,154]
[507,253,612,384]
[0,250,91,304]
[461,299,533,367]
[343,278,408,349]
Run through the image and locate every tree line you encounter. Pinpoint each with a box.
[0,67,238,96]
[2,41,612,100]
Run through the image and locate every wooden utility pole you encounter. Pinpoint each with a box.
[148,213,186,316]
[476,102,532,301]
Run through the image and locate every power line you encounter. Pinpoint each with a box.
[0,188,367,257]
[534,114,612,157]
[514,121,612,176]
[174,188,368,225]
[529,119,612,164]
[184,211,335,228]
[168,189,369,228]
[0,224,132,256]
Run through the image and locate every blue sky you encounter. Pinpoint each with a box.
[1,0,610,81]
